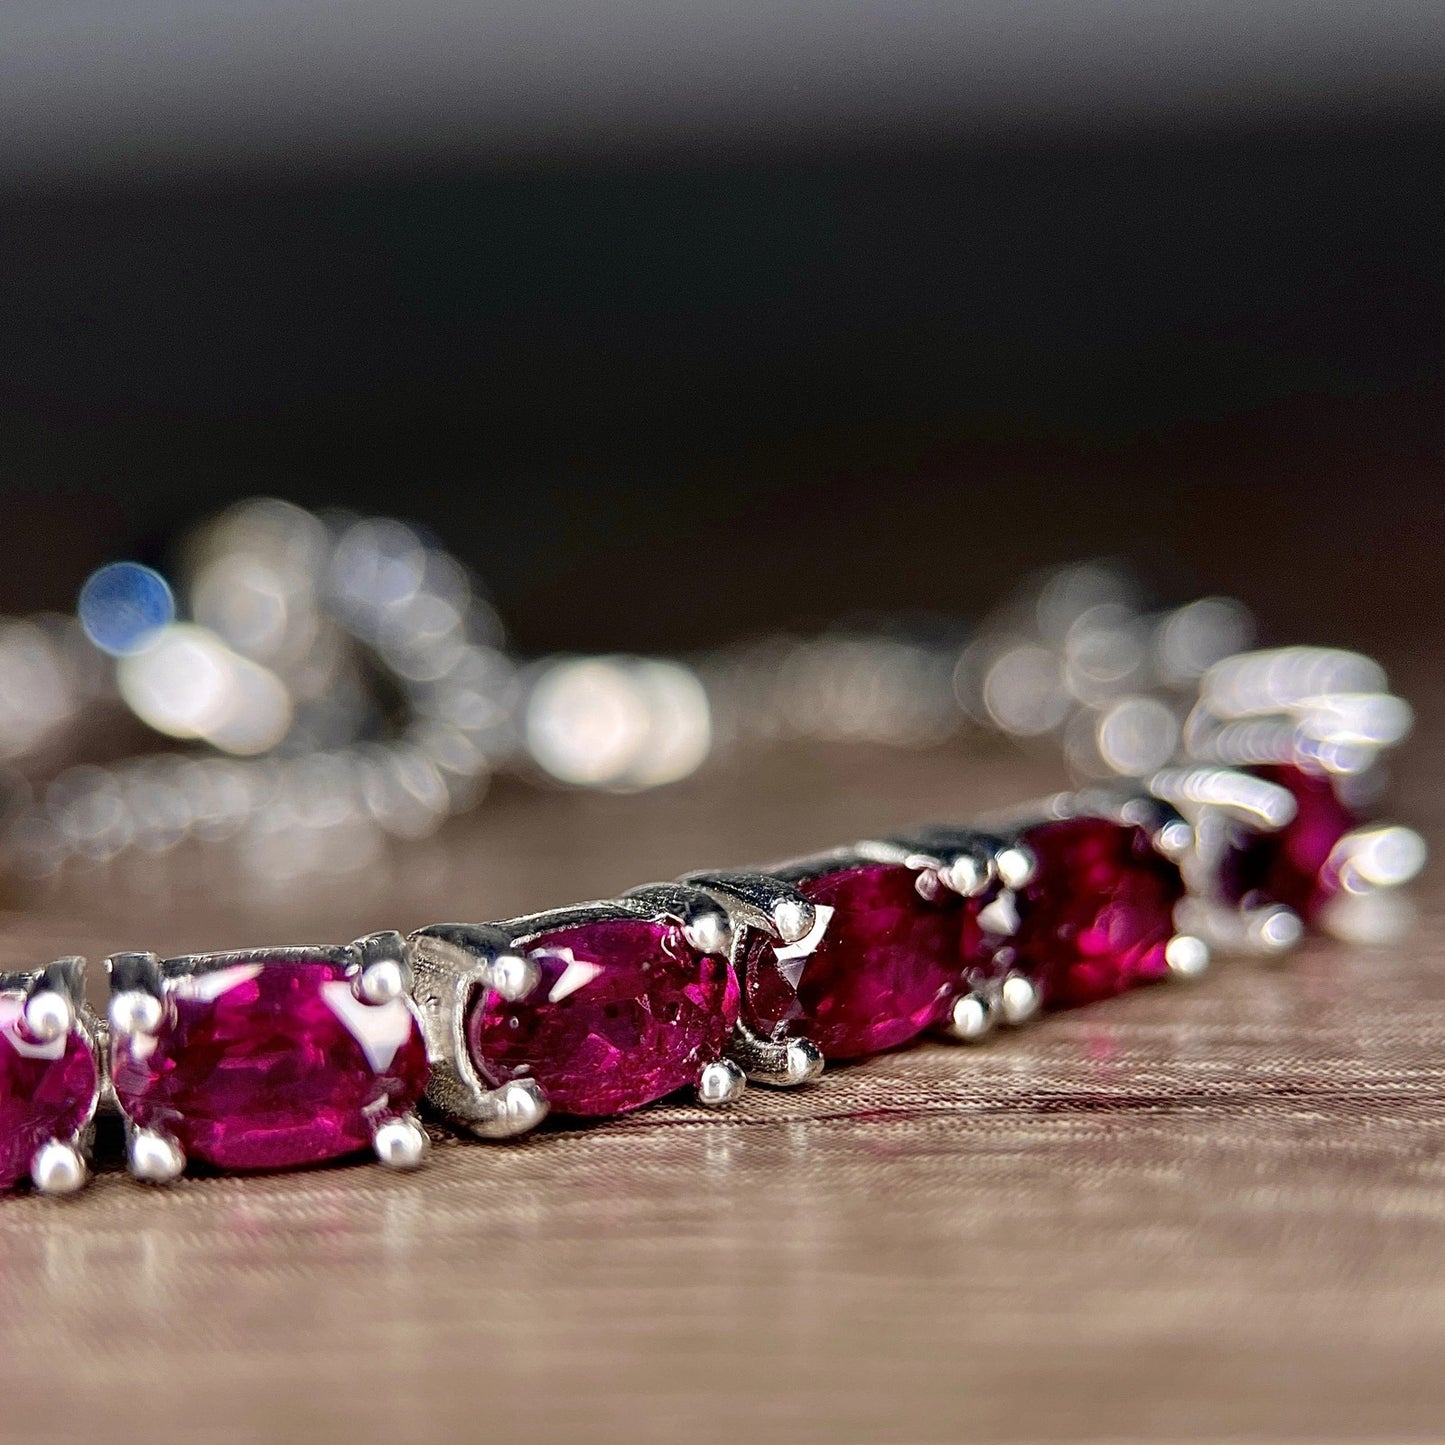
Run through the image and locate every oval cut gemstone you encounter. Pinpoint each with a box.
[740,862,993,1060]
[1219,763,1358,922]
[1009,817,1184,1008]
[465,918,740,1117]
[0,996,97,1192]
[111,958,430,1172]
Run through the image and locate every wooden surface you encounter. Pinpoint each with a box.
[1,683,1442,1445]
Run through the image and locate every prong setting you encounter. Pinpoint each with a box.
[349,931,415,1004]
[723,1020,826,1087]
[696,1058,746,1107]
[105,951,166,1037]
[22,990,74,1045]
[999,973,1042,1026]
[995,844,1036,891]
[771,898,814,945]
[487,952,540,1003]
[129,1128,186,1184]
[683,910,733,958]
[1164,933,1211,980]
[624,882,735,958]
[30,1139,88,1196]
[106,945,431,1175]
[409,923,555,1139]
[945,990,996,1042]
[355,958,408,1005]
[0,957,99,1197]
[109,989,164,1039]
[373,1114,430,1170]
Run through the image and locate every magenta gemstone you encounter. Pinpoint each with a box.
[1010,817,1184,1008]
[1219,763,1358,921]
[0,996,97,1192]
[465,918,740,1117]
[740,862,990,1060]
[111,958,430,1172]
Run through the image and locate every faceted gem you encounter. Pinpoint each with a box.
[0,996,97,1192]
[740,862,997,1060]
[111,958,430,1172]
[1219,763,1358,921]
[1009,817,1184,1008]
[465,918,740,1117]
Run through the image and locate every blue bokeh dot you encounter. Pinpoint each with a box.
[78,562,176,656]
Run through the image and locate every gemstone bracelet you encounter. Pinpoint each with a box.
[0,512,1423,1195]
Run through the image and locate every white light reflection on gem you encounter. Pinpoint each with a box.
[537,949,603,1004]
[171,964,264,1005]
[769,905,833,990]
[320,983,413,1073]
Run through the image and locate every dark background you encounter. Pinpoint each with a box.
[3,6,1444,657]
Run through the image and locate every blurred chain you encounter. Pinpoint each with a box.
[0,499,1275,881]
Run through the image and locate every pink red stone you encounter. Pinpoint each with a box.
[1009,817,1184,1008]
[111,958,429,1172]
[0,995,97,1191]
[1219,763,1358,922]
[740,862,996,1059]
[465,918,739,1116]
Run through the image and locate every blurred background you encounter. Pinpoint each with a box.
[2,1,1444,656]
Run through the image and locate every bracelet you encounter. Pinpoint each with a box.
[0,504,1423,1196]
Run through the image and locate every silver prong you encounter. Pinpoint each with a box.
[1150,765,1296,831]
[625,882,735,957]
[129,1129,185,1184]
[1164,933,1211,980]
[863,830,999,900]
[105,950,164,995]
[1176,897,1303,956]
[465,1079,549,1139]
[696,1057,746,1107]
[685,870,816,943]
[373,1114,430,1170]
[353,930,408,963]
[999,973,1042,1026]
[1200,646,1387,716]
[22,989,73,1044]
[725,1020,825,1087]
[412,923,542,1002]
[944,853,992,898]
[1153,817,1195,862]
[945,991,996,1042]
[355,958,408,1005]
[1246,904,1304,954]
[109,989,164,1038]
[683,910,733,958]
[782,1038,825,1085]
[995,844,1036,891]
[771,898,815,945]
[1333,824,1428,892]
[487,952,540,1003]
[350,932,413,1001]
[30,1140,87,1196]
